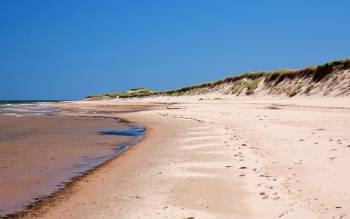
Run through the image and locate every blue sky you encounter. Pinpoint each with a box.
[1,0,349,100]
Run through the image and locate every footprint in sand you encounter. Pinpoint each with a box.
[259,192,269,199]
[329,156,337,161]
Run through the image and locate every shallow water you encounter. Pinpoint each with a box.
[98,128,145,136]
[0,101,61,117]
[0,104,144,216]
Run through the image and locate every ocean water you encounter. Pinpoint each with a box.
[0,100,62,116]
[0,100,62,104]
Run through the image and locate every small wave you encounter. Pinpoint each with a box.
[0,104,61,116]
[1,113,23,117]
[1,107,31,112]
[28,113,45,116]
[31,109,61,113]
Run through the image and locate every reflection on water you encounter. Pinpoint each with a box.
[98,128,145,136]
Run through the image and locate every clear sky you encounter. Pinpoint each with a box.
[1,0,349,100]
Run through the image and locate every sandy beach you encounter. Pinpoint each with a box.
[2,1,349,218]
[13,95,349,219]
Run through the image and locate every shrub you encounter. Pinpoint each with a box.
[230,80,245,95]
[246,77,263,95]
[304,85,314,94]
[288,90,298,97]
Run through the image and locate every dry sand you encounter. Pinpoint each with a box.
[21,96,350,218]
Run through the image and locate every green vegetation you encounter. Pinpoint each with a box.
[288,90,298,97]
[230,80,245,95]
[265,59,350,84]
[127,88,153,96]
[228,76,264,96]
[86,88,153,99]
[304,84,314,94]
[236,81,247,95]
[244,72,267,80]
[246,77,264,95]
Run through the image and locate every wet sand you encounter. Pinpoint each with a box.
[0,114,142,216]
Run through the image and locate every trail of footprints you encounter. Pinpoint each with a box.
[158,112,288,217]
[158,111,348,219]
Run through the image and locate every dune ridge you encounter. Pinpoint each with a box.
[87,59,350,100]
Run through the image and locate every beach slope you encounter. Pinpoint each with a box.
[18,96,350,219]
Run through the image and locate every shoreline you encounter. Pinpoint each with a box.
[35,103,199,218]
[4,130,147,219]
[0,107,152,218]
[7,96,350,218]
[9,107,164,219]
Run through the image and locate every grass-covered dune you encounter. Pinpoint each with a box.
[159,59,350,97]
[86,59,350,100]
[86,88,153,100]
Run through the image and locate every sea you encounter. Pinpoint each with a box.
[0,100,63,117]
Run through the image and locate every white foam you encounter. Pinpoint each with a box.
[2,113,18,116]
